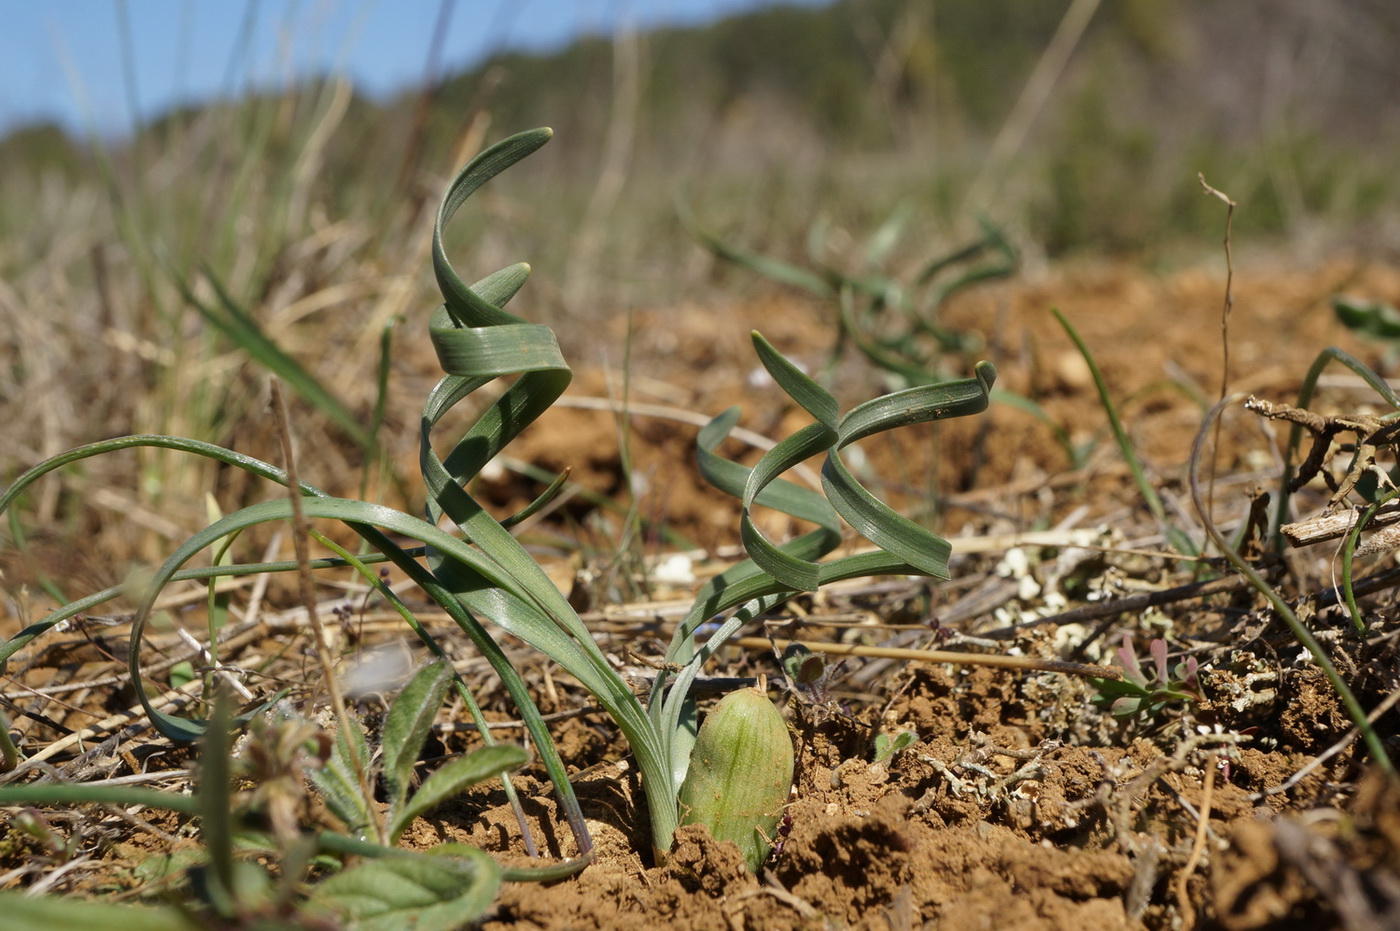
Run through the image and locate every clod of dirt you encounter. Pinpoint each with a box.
[666,823,759,896]
[1212,770,1400,930]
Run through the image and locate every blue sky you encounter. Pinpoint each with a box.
[0,0,826,137]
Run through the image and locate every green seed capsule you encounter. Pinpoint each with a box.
[677,687,794,872]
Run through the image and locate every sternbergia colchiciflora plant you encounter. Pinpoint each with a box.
[0,128,996,867]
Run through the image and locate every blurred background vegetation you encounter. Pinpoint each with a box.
[2,0,1399,573]
[8,0,1399,274]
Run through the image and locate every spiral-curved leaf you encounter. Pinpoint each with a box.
[822,360,997,578]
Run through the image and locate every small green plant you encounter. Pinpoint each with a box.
[684,203,1099,470]
[0,686,536,929]
[0,128,997,879]
[1089,634,1202,720]
[682,199,1014,384]
[310,659,529,848]
[780,641,829,691]
[872,729,919,764]
[1334,295,1400,345]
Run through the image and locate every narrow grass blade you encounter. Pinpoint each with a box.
[3,510,68,604]
[805,214,831,265]
[178,264,372,451]
[1052,307,1197,556]
[862,205,912,268]
[1340,487,1400,635]
[196,686,238,918]
[0,783,201,810]
[913,220,1014,289]
[990,387,1086,468]
[363,313,406,501]
[922,222,1017,309]
[677,196,835,297]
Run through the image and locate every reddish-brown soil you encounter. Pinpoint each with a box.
[5,256,1400,928]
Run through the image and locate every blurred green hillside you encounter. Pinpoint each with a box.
[6,0,1399,273]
